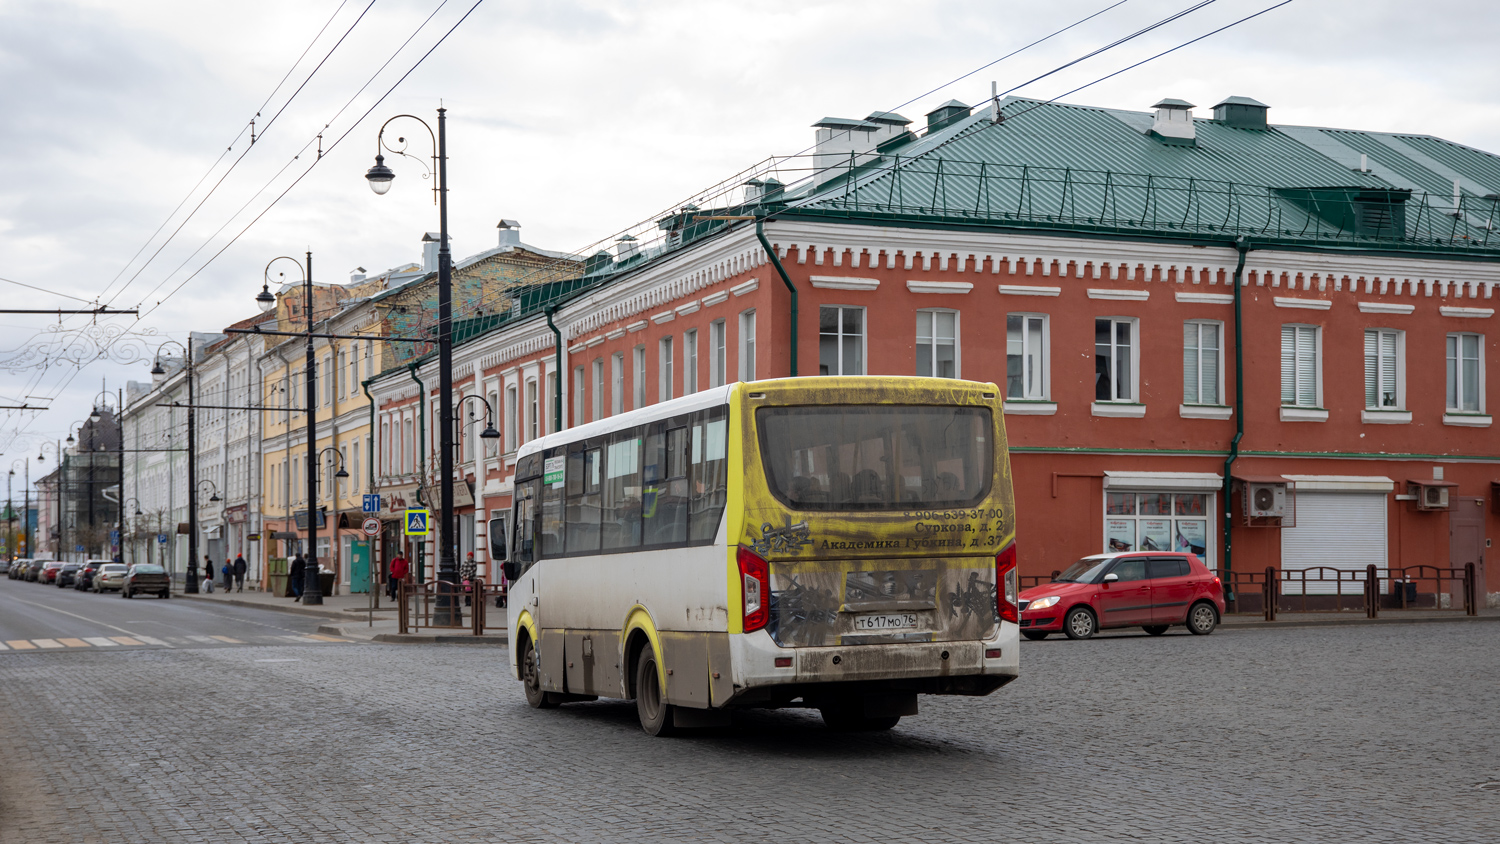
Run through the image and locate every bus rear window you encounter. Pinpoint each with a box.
[756,405,993,511]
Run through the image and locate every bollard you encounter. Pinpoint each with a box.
[1263,567,1276,622]
[1365,564,1379,619]
[1465,562,1478,616]
[398,580,409,634]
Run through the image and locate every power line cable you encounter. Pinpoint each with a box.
[101,0,380,310]
[92,0,357,308]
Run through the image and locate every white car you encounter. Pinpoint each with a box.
[92,564,129,593]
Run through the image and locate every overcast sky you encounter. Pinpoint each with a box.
[1,0,1497,470]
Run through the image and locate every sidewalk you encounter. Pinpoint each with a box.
[178,587,508,645]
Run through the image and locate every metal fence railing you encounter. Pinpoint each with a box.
[1218,564,1479,620]
[398,578,508,636]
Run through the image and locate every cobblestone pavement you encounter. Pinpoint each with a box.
[2,623,1496,843]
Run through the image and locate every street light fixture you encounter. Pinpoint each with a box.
[366,107,459,620]
[366,107,461,623]
[198,480,221,504]
[153,339,199,591]
[255,252,324,605]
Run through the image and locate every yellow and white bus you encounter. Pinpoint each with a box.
[498,376,1019,735]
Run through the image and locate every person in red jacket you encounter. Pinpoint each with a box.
[388,554,409,601]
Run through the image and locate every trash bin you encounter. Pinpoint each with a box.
[1391,580,1418,605]
[319,571,335,596]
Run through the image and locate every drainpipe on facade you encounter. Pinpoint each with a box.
[545,307,564,432]
[1221,238,1251,609]
[362,376,377,608]
[407,362,428,582]
[754,217,797,377]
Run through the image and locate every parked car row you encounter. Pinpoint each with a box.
[5,557,171,598]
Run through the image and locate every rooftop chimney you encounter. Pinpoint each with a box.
[421,232,445,273]
[1148,99,1197,146]
[616,233,639,262]
[1212,96,1269,130]
[925,99,972,133]
[812,110,912,187]
[350,266,367,283]
[497,219,521,249]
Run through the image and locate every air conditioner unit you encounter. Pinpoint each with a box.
[1245,482,1287,518]
[1417,484,1449,511]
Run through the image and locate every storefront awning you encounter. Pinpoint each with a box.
[1103,471,1222,491]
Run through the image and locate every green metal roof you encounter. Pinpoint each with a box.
[787,96,1500,255]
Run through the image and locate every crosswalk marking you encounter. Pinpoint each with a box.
[0,633,350,651]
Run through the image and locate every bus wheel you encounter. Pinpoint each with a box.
[1021,631,1049,641]
[634,647,677,737]
[520,637,558,710]
[1063,607,1096,640]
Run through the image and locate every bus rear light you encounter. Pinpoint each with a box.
[737,546,770,633]
[774,657,792,668]
[995,542,1019,624]
[985,648,1002,659]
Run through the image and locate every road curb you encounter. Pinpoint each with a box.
[176,593,343,620]
[1221,613,1500,631]
[314,623,507,645]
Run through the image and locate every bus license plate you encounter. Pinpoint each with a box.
[853,613,917,631]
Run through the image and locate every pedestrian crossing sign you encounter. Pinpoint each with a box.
[404,509,431,536]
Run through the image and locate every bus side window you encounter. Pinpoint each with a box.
[512,481,538,566]
[689,408,728,541]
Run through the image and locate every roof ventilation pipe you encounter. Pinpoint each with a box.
[421,232,446,273]
[1148,99,1197,146]
[497,219,521,249]
[811,111,910,187]
[1212,96,1269,130]
[925,99,972,133]
[615,234,639,262]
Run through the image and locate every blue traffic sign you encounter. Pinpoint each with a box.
[157,534,168,544]
[110,530,120,544]
[404,509,430,536]
[362,493,382,513]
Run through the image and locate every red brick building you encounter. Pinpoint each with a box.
[369,94,1498,606]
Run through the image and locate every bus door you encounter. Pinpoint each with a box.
[509,479,541,624]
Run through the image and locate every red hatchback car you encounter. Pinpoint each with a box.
[1018,551,1225,640]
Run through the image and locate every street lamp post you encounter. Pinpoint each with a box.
[122,497,143,566]
[90,387,123,561]
[38,441,61,558]
[366,107,460,623]
[152,340,198,591]
[257,252,325,604]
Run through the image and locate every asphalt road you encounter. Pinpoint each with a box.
[0,576,337,651]
[2,577,1497,843]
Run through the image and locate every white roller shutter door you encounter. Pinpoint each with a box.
[1281,492,1387,594]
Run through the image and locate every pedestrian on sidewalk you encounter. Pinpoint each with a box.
[232,554,246,592]
[461,551,477,607]
[289,553,306,601]
[388,553,408,602]
[221,560,233,592]
[202,565,215,593]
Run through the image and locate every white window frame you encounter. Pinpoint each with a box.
[916,308,960,379]
[505,385,518,454]
[592,358,604,422]
[1101,488,1216,569]
[683,329,698,395]
[709,319,726,387]
[1446,332,1484,414]
[525,378,539,443]
[633,345,646,409]
[818,305,865,376]
[1094,316,1139,403]
[611,352,624,415]
[659,335,674,402]
[1183,319,1225,406]
[1280,324,1322,408]
[1364,328,1404,410]
[739,309,757,381]
[1005,312,1049,401]
[573,366,585,427]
